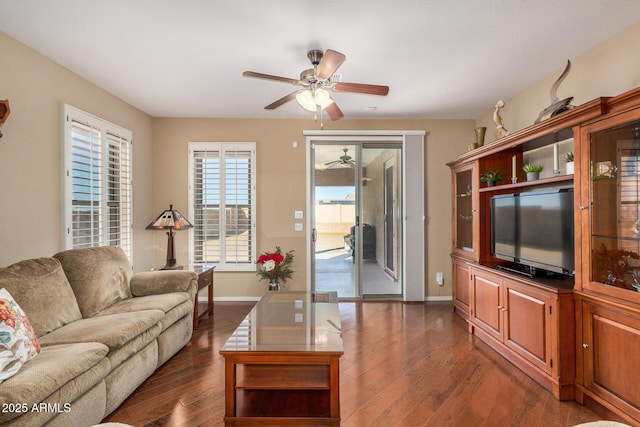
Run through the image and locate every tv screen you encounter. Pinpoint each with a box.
[490,189,574,276]
[518,189,574,274]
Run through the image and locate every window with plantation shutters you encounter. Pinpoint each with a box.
[188,142,256,271]
[62,104,133,261]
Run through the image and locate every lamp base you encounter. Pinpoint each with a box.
[161,230,181,270]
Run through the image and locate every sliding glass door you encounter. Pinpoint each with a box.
[311,142,402,298]
[359,144,402,296]
[312,144,359,297]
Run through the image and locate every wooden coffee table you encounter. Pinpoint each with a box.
[220,291,343,426]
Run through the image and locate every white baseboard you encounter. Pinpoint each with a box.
[425,296,453,302]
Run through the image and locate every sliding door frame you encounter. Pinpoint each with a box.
[304,130,425,302]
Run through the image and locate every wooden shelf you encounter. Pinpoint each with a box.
[479,174,574,193]
[237,365,330,390]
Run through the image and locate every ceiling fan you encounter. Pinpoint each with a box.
[243,49,389,121]
[324,148,356,168]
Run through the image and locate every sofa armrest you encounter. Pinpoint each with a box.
[130,270,198,300]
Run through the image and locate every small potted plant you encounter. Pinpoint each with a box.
[564,151,574,175]
[523,164,543,181]
[480,169,503,187]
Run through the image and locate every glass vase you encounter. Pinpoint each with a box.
[268,280,280,291]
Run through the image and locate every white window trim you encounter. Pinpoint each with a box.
[188,142,257,271]
[61,104,133,261]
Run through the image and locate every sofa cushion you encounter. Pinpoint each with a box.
[98,292,192,330]
[131,270,198,298]
[0,288,41,383]
[0,257,82,337]
[12,381,107,427]
[0,342,109,425]
[54,246,133,318]
[38,310,163,369]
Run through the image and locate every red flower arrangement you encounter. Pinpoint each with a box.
[256,246,295,285]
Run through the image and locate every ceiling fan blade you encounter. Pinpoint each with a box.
[316,49,346,80]
[264,91,300,110]
[243,71,300,85]
[325,102,344,121]
[334,82,389,96]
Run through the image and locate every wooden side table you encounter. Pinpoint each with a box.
[190,265,215,330]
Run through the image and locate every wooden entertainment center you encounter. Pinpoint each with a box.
[448,86,640,425]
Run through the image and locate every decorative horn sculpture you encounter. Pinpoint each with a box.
[534,60,574,124]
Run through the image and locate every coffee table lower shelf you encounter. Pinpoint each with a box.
[221,353,342,427]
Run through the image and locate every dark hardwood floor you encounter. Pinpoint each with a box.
[105,301,601,426]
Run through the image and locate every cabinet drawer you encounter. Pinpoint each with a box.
[198,272,213,288]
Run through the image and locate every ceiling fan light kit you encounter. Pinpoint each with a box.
[296,90,318,112]
[243,48,389,124]
[296,88,334,112]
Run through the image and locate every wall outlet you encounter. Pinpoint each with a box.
[436,272,444,286]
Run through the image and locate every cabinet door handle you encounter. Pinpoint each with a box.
[497,305,504,311]
[582,343,589,348]
[579,205,588,210]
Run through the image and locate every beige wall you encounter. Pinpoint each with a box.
[476,21,640,139]
[0,32,155,270]
[151,118,474,299]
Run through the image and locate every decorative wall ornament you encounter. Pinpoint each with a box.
[534,60,574,124]
[493,99,509,138]
[0,99,10,138]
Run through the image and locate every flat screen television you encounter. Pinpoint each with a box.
[490,189,575,277]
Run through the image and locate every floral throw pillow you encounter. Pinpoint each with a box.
[0,288,41,383]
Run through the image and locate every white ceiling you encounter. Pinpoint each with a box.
[1,1,638,120]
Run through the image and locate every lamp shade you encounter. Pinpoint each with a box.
[146,205,193,270]
[146,204,193,230]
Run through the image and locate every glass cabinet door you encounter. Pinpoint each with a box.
[453,163,478,260]
[456,170,473,252]
[589,120,640,292]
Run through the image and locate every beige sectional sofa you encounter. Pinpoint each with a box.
[0,246,198,427]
